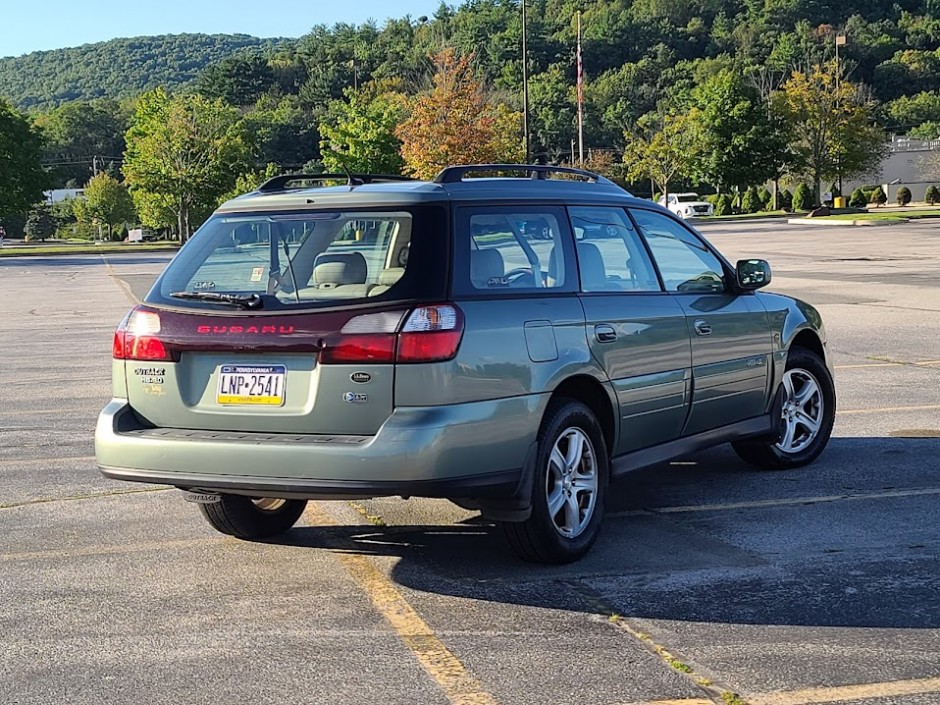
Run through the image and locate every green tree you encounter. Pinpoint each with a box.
[25,204,56,241]
[218,163,281,204]
[687,68,788,192]
[123,89,252,239]
[195,53,276,106]
[395,49,524,179]
[926,185,940,205]
[792,183,813,210]
[320,80,408,174]
[896,186,912,205]
[870,185,887,206]
[622,112,695,205]
[849,187,868,207]
[774,63,886,204]
[778,188,793,210]
[714,193,733,216]
[0,99,48,218]
[34,100,128,187]
[73,172,136,240]
[741,186,761,213]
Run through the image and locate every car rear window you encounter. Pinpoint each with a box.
[147,206,448,310]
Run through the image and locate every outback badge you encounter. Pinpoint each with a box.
[350,372,372,384]
[343,392,368,403]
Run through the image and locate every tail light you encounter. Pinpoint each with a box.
[319,305,463,365]
[112,307,170,361]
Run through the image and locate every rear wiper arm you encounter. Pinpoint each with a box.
[169,291,264,309]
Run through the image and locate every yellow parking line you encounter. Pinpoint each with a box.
[839,403,940,415]
[834,363,901,369]
[748,675,940,705]
[0,455,95,466]
[304,503,497,705]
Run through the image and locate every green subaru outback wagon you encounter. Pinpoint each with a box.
[96,165,835,563]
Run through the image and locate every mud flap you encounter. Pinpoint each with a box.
[476,441,538,522]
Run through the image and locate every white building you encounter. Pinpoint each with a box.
[844,137,940,202]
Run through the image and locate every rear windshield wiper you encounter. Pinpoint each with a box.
[169,291,264,309]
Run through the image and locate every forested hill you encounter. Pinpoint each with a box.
[0,34,289,110]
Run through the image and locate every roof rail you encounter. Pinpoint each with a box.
[434,164,616,186]
[257,173,415,193]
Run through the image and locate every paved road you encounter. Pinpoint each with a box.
[1,221,938,705]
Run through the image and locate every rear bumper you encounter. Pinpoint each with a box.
[95,396,544,500]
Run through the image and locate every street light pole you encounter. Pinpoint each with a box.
[835,33,847,197]
[521,0,530,163]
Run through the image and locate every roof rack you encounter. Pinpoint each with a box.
[434,164,616,186]
[257,173,415,193]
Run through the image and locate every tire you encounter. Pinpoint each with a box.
[732,347,835,470]
[199,495,308,540]
[499,399,608,564]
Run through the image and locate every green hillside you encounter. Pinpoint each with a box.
[0,34,289,110]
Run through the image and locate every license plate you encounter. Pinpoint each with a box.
[217,365,286,406]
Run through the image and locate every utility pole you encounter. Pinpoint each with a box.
[835,32,847,198]
[521,0,530,163]
[577,10,584,167]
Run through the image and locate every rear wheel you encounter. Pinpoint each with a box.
[199,495,307,539]
[499,399,608,564]
[732,347,835,470]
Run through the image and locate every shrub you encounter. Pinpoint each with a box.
[704,194,721,206]
[849,187,868,208]
[731,193,741,212]
[871,186,887,206]
[778,189,793,210]
[758,187,772,209]
[926,185,940,205]
[792,183,814,211]
[896,186,912,206]
[715,193,733,216]
[653,192,662,203]
[827,182,841,199]
[741,186,761,213]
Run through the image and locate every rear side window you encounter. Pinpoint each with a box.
[568,206,661,292]
[457,206,576,294]
[148,206,448,310]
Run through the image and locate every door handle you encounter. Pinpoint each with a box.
[594,324,617,343]
[693,319,712,336]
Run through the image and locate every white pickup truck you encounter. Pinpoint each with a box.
[658,193,714,219]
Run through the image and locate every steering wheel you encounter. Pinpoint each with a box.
[504,267,538,287]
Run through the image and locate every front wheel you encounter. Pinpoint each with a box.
[499,400,608,564]
[732,347,835,469]
[199,495,308,539]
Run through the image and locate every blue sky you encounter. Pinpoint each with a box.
[2,0,452,57]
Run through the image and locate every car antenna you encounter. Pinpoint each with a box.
[330,148,363,187]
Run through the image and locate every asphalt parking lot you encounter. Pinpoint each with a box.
[1,219,938,705]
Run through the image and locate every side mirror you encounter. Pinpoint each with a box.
[736,259,772,290]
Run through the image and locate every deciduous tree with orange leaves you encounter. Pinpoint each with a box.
[395,49,524,179]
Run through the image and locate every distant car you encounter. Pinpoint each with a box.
[659,193,714,219]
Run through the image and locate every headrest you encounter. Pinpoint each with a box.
[313,252,368,287]
[378,268,405,286]
[470,249,505,286]
[577,242,607,289]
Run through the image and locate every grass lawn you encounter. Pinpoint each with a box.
[0,242,180,257]
[814,208,940,221]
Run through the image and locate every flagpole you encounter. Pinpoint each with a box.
[577,10,584,167]
[521,0,530,163]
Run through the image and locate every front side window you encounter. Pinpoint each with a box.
[630,209,728,293]
[462,208,572,292]
[149,207,447,309]
[568,207,661,292]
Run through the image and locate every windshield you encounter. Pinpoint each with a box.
[147,207,447,310]
[676,194,700,203]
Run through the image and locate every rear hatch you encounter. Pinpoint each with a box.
[116,205,450,436]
